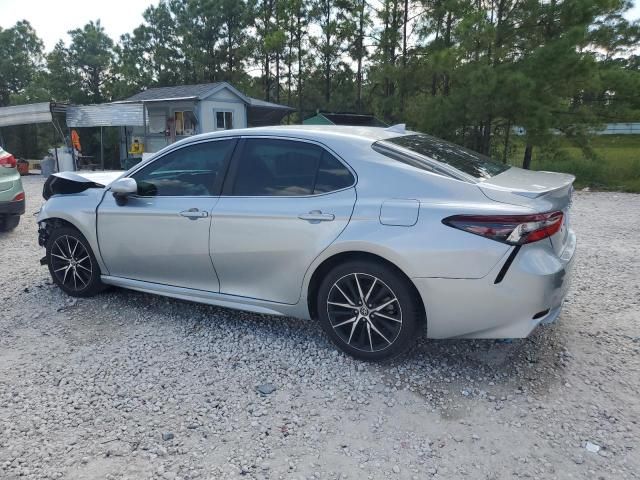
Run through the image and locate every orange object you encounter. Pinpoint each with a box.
[17,160,29,175]
[71,129,82,153]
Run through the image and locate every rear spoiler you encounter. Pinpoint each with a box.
[479,169,575,212]
[42,172,106,200]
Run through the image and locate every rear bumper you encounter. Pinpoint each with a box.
[414,230,576,339]
[0,198,25,216]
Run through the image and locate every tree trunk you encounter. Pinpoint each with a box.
[522,143,533,169]
[356,0,365,113]
[265,52,270,101]
[482,115,492,155]
[228,25,233,73]
[324,26,331,102]
[402,0,408,64]
[275,51,280,103]
[443,11,452,95]
[297,14,303,122]
[275,3,280,103]
[287,38,293,118]
[502,120,511,163]
[401,0,408,113]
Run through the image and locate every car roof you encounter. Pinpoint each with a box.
[188,125,407,144]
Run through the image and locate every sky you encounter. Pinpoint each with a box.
[0,0,160,50]
[0,0,639,52]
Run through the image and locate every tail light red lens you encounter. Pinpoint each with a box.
[442,211,564,245]
[0,153,16,168]
[12,192,25,202]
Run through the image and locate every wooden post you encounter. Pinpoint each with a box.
[68,128,77,171]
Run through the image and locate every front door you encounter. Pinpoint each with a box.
[211,137,357,304]
[97,139,236,291]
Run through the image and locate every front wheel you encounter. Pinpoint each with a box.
[46,227,105,297]
[317,260,424,361]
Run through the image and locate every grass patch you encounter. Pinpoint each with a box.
[505,135,640,193]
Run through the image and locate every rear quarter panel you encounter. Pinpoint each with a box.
[308,145,521,280]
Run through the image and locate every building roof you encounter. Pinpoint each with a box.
[247,97,293,110]
[122,82,293,112]
[304,112,388,127]
[124,83,224,102]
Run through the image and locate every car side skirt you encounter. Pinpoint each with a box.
[100,276,311,319]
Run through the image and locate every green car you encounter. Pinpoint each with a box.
[0,146,25,231]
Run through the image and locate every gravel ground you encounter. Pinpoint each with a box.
[1,175,639,480]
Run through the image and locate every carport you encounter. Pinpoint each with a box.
[65,103,145,170]
[0,101,146,172]
[0,102,68,171]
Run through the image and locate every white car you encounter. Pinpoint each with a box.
[37,126,576,360]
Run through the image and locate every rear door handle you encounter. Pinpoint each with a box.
[180,208,209,219]
[298,210,335,222]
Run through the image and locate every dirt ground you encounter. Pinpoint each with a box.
[0,175,638,480]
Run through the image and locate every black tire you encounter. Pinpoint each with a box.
[46,226,105,297]
[0,215,20,232]
[317,260,424,361]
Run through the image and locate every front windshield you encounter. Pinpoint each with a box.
[376,134,510,180]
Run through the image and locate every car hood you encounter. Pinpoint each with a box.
[66,171,123,186]
[42,171,123,200]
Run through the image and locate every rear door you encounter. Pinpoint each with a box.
[97,138,236,291]
[210,137,356,304]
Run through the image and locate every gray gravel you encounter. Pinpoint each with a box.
[1,175,639,480]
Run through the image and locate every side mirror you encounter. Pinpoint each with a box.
[111,178,137,205]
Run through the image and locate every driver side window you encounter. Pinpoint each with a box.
[132,139,236,197]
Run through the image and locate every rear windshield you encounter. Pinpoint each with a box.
[374,134,510,180]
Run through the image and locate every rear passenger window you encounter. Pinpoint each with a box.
[231,138,354,196]
[314,152,355,193]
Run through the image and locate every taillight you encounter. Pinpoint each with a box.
[0,154,16,168]
[13,192,25,202]
[442,211,564,245]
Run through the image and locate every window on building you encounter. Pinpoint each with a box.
[148,113,167,134]
[216,111,234,130]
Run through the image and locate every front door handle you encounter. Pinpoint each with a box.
[180,208,209,219]
[298,210,335,222]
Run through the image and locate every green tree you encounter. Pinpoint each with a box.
[111,1,184,98]
[310,0,353,105]
[67,20,114,103]
[0,20,44,106]
[44,41,80,102]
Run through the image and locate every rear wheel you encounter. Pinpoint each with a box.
[0,215,20,232]
[317,260,423,361]
[46,227,105,297]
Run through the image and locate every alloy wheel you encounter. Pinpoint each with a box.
[326,273,403,352]
[50,235,93,292]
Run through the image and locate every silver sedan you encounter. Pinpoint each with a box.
[37,126,576,360]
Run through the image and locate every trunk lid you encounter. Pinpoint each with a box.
[478,167,575,255]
